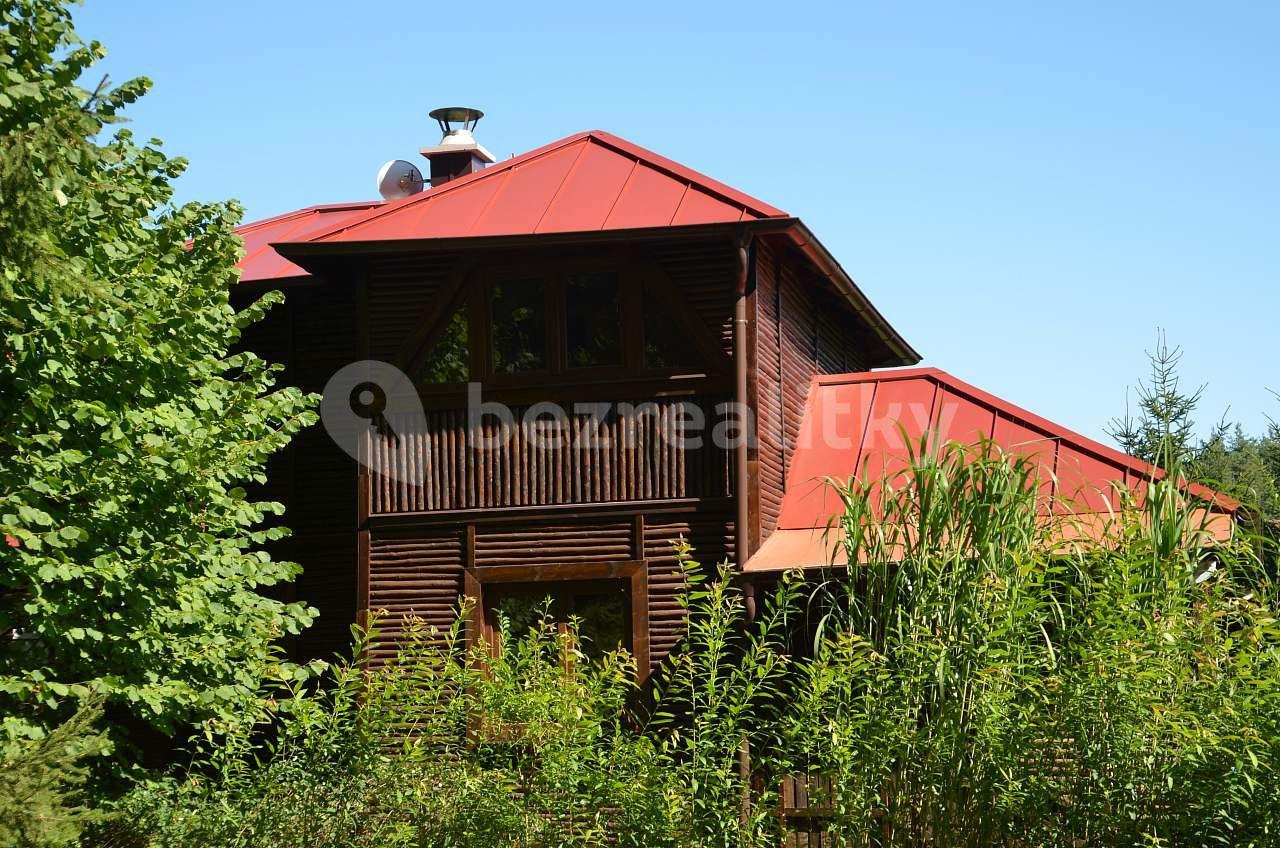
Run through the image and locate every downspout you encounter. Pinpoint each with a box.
[733,235,751,575]
[733,232,754,834]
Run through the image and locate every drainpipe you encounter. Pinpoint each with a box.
[733,236,755,831]
[733,235,751,575]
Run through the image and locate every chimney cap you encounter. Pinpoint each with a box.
[429,106,484,128]
[421,105,494,164]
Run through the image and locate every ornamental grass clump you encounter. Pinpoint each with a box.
[779,435,1280,847]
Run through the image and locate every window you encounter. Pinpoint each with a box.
[417,301,470,385]
[490,278,547,374]
[411,260,718,388]
[566,271,621,368]
[487,582,629,661]
[642,278,701,369]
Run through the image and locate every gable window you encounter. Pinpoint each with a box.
[566,271,621,369]
[490,277,548,374]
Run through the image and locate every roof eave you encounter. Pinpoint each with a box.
[272,218,798,273]
[779,220,922,368]
[273,217,922,370]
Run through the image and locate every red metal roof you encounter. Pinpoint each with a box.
[776,367,1238,531]
[235,201,380,283]
[235,130,918,366]
[285,131,787,245]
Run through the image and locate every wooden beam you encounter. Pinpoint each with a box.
[638,257,733,370]
[364,495,735,528]
[393,261,474,376]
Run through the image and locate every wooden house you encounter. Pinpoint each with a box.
[231,113,1235,670]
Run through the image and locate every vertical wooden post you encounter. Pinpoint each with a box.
[356,529,370,630]
[463,523,484,651]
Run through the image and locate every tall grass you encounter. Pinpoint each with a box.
[104,438,1280,847]
[782,436,1280,846]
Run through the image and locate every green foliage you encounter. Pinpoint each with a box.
[103,441,1280,846]
[0,697,109,847]
[0,0,317,750]
[1107,330,1204,466]
[1109,330,1280,527]
[781,437,1280,846]
[648,549,799,845]
[112,614,689,848]
[1196,420,1280,525]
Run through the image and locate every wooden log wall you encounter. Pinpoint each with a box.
[366,252,461,362]
[751,240,871,547]
[364,506,733,673]
[365,526,465,663]
[367,396,733,514]
[650,239,738,356]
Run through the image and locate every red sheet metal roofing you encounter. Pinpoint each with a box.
[286,131,788,245]
[746,368,1238,571]
[776,367,1239,533]
[235,201,380,283]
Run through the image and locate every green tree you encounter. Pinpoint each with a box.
[0,0,317,753]
[1106,329,1203,465]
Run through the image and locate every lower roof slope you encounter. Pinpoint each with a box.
[747,367,1238,571]
[235,201,380,284]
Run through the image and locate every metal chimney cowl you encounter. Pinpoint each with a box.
[421,107,495,186]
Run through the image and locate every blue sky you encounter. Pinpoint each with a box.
[79,1,1277,444]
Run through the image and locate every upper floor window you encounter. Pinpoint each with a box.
[566,271,621,369]
[642,278,700,370]
[410,258,723,389]
[490,278,548,375]
[417,300,470,386]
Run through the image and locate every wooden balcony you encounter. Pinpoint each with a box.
[365,395,734,515]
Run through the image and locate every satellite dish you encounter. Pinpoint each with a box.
[376,159,425,200]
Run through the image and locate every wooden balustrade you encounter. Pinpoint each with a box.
[367,395,734,514]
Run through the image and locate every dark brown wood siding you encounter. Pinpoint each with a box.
[366,525,465,662]
[750,239,871,547]
[365,252,461,362]
[650,239,738,356]
[643,509,735,670]
[473,520,633,568]
[233,285,359,663]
